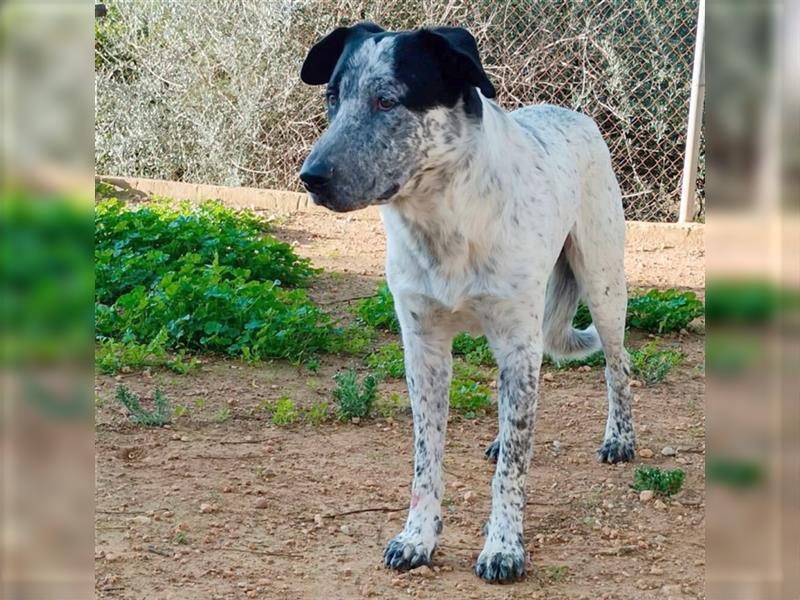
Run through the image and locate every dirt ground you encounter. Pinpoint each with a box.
[95,207,706,600]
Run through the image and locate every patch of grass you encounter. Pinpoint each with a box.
[629,341,684,385]
[96,198,338,365]
[626,288,704,333]
[537,565,570,584]
[633,466,685,496]
[173,404,191,418]
[304,357,320,372]
[366,342,405,379]
[333,370,378,421]
[115,385,171,426]
[327,324,375,356]
[452,333,495,367]
[271,395,299,426]
[355,282,399,332]
[449,377,493,418]
[303,400,330,425]
[212,405,231,424]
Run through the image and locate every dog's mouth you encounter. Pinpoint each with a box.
[308,182,400,212]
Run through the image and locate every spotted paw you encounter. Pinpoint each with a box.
[474,542,526,583]
[597,438,635,463]
[383,532,435,571]
[484,439,499,462]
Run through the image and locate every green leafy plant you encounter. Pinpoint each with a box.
[633,467,685,496]
[271,395,299,426]
[326,324,375,355]
[366,342,405,379]
[629,341,684,384]
[115,385,172,426]
[449,378,493,418]
[572,303,593,329]
[95,198,339,364]
[626,288,704,333]
[545,350,606,370]
[332,370,378,421]
[355,282,399,332]
[452,359,494,383]
[452,333,495,367]
[303,400,330,425]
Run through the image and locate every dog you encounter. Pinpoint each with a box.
[299,22,635,583]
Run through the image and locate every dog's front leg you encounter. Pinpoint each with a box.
[384,309,452,571]
[475,312,542,583]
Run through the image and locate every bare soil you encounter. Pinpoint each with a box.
[95,208,705,600]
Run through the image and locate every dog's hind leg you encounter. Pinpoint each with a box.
[383,299,452,571]
[568,185,635,463]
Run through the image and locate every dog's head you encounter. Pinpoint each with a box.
[298,23,495,212]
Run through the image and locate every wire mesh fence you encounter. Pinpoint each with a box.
[95,0,703,222]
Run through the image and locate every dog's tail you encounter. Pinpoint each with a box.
[542,245,601,360]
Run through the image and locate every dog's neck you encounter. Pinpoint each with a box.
[383,96,526,274]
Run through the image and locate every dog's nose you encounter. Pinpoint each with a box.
[299,161,333,194]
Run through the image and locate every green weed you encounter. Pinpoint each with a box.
[115,385,172,426]
[626,289,704,333]
[212,405,231,424]
[96,330,197,374]
[366,342,405,379]
[355,282,399,332]
[375,392,407,418]
[629,341,684,384]
[271,395,299,426]
[174,531,189,545]
[333,370,378,421]
[449,377,493,418]
[452,333,495,367]
[303,400,330,425]
[633,466,685,496]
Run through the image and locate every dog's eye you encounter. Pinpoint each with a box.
[376,96,396,111]
[325,91,338,107]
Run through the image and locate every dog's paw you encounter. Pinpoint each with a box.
[597,438,635,463]
[383,531,434,571]
[474,540,526,583]
[484,439,500,462]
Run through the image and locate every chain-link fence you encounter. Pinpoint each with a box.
[95,0,703,222]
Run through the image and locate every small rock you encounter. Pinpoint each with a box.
[631,380,642,388]
[199,503,217,514]
[313,514,323,527]
[551,440,562,453]
[639,490,654,503]
[542,373,554,382]
[131,515,151,524]
[180,435,190,442]
[410,565,435,578]
[653,499,667,510]
[463,490,473,502]
[254,497,269,509]
[639,448,654,459]
[339,524,352,536]
[661,446,676,456]
[341,567,353,577]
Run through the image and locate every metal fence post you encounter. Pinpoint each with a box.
[678,0,706,223]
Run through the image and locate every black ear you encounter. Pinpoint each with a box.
[422,27,496,99]
[300,22,385,85]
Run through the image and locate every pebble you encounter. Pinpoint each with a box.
[199,503,217,514]
[654,499,667,510]
[542,372,554,382]
[339,524,352,536]
[639,448,654,459]
[131,515,151,524]
[410,565,434,578]
[254,497,269,509]
[639,490,654,503]
[463,491,473,503]
[313,514,324,527]
[661,446,676,456]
